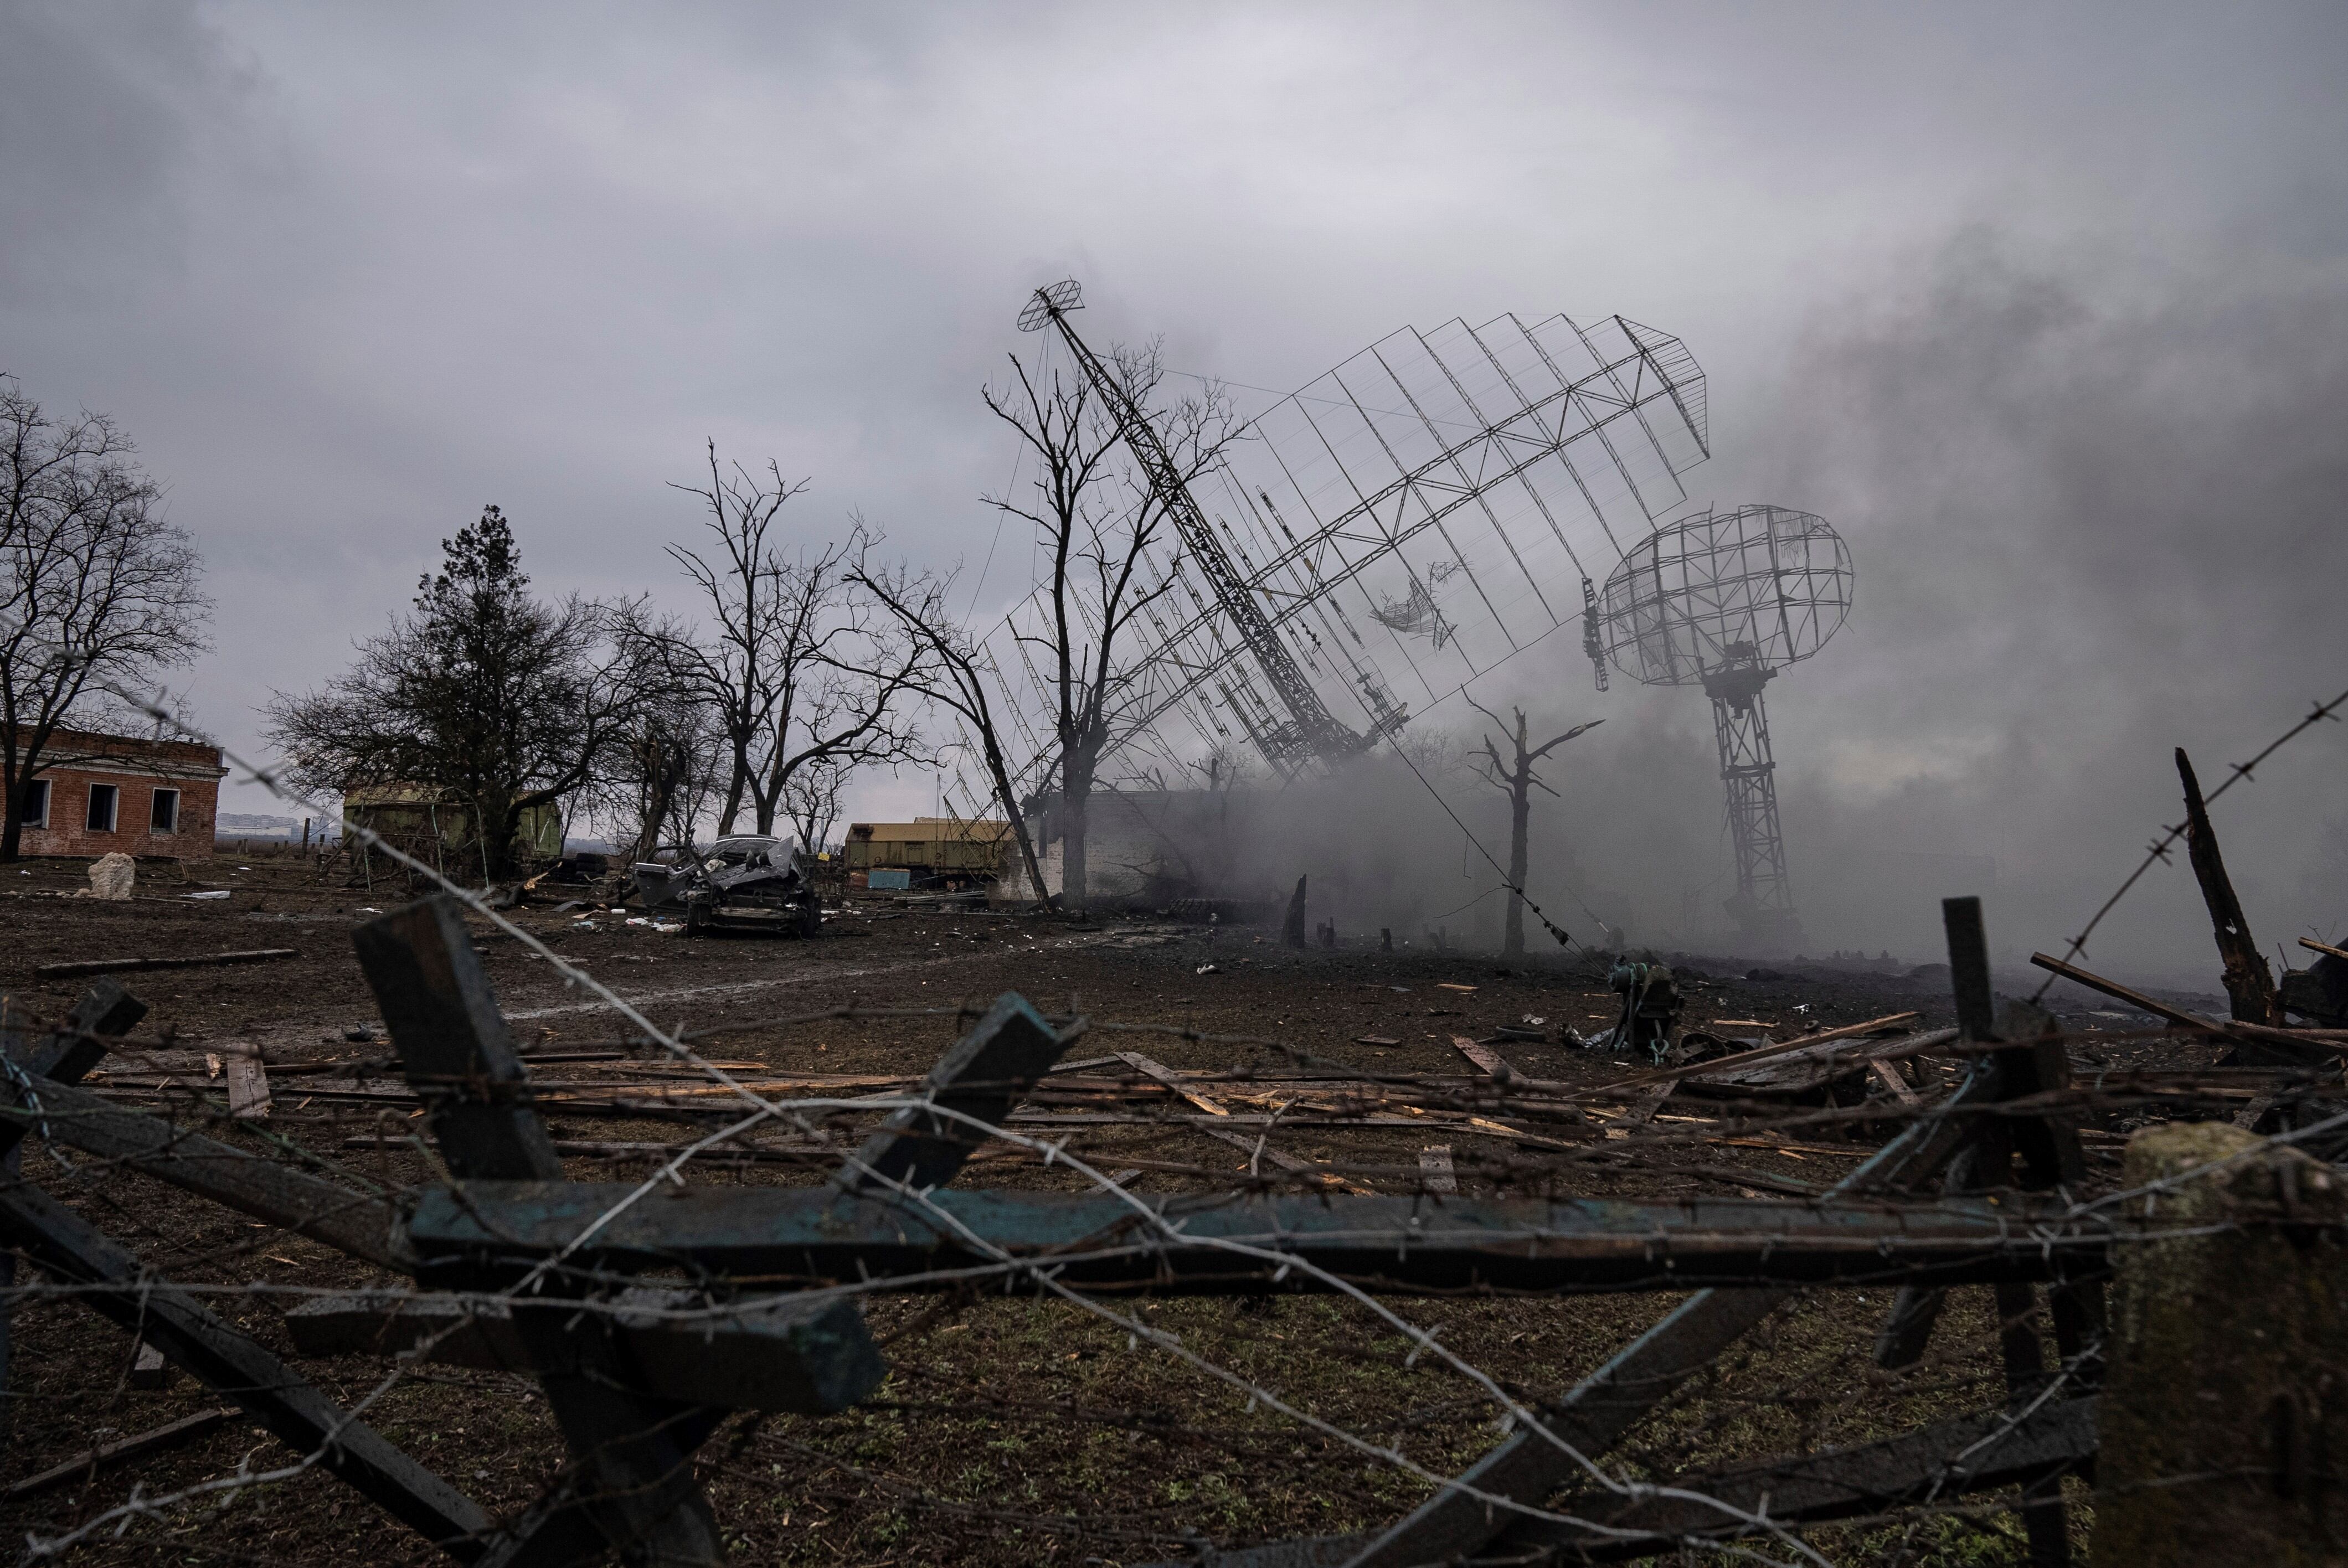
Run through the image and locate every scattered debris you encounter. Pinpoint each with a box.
[183,889,231,901]
[36,948,301,982]
[79,852,136,901]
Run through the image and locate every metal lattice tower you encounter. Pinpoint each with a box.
[1594,505,1853,941]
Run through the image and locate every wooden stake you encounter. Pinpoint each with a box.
[2177,748,2283,1026]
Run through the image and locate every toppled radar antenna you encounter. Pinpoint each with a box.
[1015,278,1711,779]
[1594,504,1853,945]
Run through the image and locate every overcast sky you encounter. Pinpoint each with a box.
[6,1,2345,978]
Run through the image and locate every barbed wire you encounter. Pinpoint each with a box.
[0,640,2338,1562]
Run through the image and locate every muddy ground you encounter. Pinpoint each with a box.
[0,851,2236,1565]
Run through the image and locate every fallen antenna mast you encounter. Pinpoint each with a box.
[1021,280,1371,771]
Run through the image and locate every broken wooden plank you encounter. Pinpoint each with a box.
[2300,937,2348,963]
[1115,1050,1231,1116]
[34,948,301,982]
[1417,1146,1457,1194]
[0,981,148,1163]
[0,1182,491,1557]
[2,1405,240,1499]
[1578,1011,1928,1100]
[1950,899,2079,1568]
[1616,1078,1676,1127]
[1188,1121,1368,1192]
[1446,1036,1516,1080]
[1869,1058,1922,1106]
[2029,951,2348,1053]
[224,1052,271,1120]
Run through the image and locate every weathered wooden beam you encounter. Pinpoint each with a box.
[0,1182,491,1559]
[33,948,301,982]
[354,896,723,1568]
[2028,951,2347,1055]
[1946,897,2073,1568]
[841,992,1079,1192]
[404,1180,2112,1293]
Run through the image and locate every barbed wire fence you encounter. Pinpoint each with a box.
[0,643,2340,1563]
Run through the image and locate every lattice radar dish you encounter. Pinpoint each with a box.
[1595,504,1851,689]
[1593,503,1853,941]
[1017,279,1084,332]
[988,297,1712,789]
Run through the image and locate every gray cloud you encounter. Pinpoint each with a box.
[3,1,2344,979]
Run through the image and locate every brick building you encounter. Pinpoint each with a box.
[11,728,229,862]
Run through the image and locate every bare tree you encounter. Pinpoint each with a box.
[0,378,212,860]
[1469,698,1601,955]
[985,341,1243,912]
[267,508,663,881]
[664,446,931,835]
[585,620,726,866]
[851,560,1053,909]
[780,757,848,856]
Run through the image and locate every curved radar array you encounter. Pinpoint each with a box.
[988,280,1713,796]
[1594,504,1854,943]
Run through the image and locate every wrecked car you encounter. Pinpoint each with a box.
[630,835,821,936]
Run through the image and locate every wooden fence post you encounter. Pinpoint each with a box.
[2094,1121,2348,1565]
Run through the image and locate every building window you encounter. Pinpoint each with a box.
[151,788,179,833]
[22,778,49,828]
[87,783,119,833]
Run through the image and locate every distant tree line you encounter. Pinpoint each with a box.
[266,328,1251,904]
